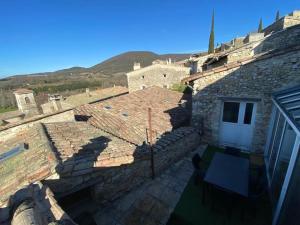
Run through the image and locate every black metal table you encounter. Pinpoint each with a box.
[204,152,249,197]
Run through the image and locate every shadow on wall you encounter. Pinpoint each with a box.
[190,27,300,152]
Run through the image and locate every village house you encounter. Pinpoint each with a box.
[1,9,300,225]
[126,60,190,92]
[181,10,300,225]
[40,86,128,114]
[0,86,128,130]
[0,86,200,224]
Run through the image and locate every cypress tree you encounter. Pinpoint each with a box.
[258,18,263,33]
[208,10,215,54]
[276,10,280,21]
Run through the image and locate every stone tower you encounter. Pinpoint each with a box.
[13,89,39,116]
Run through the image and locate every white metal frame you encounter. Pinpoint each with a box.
[272,136,300,225]
[264,97,300,225]
[271,121,287,182]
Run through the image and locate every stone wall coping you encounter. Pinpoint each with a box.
[126,63,190,76]
[183,43,300,83]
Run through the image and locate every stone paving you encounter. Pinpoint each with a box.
[93,144,207,225]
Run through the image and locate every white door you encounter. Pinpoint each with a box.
[219,101,257,151]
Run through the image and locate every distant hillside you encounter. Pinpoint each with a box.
[0,51,191,109]
[3,51,190,79]
[90,51,190,75]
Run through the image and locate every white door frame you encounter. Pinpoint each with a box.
[219,100,257,151]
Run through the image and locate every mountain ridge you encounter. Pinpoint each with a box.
[4,51,191,79]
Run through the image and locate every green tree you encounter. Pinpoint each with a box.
[276,10,280,21]
[208,10,215,54]
[258,18,263,33]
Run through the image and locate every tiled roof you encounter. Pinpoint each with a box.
[74,86,190,145]
[0,110,24,121]
[0,124,58,207]
[64,86,128,107]
[13,88,33,94]
[43,122,138,177]
[0,86,128,132]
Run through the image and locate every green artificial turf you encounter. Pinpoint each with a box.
[167,146,272,225]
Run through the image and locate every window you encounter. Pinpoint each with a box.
[222,102,240,123]
[244,103,254,124]
[24,97,30,104]
[141,85,146,90]
[163,74,167,78]
[142,75,144,79]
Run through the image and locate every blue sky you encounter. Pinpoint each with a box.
[0,0,298,77]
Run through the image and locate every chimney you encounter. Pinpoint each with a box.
[49,94,63,111]
[133,62,141,71]
[86,88,91,97]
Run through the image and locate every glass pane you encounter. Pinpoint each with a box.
[271,124,296,206]
[222,102,240,123]
[268,115,285,177]
[266,108,279,158]
[244,103,254,124]
[278,145,300,225]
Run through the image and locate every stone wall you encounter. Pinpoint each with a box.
[190,54,212,74]
[84,128,199,204]
[243,32,264,44]
[258,25,300,54]
[126,64,190,92]
[264,12,300,35]
[192,49,300,152]
[41,100,73,114]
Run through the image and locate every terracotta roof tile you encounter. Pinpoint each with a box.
[43,122,138,177]
[74,86,189,145]
[13,88,33,94]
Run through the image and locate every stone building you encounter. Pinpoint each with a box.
[183,22,300,152]
[126,61,190,92]
[13,89,39,116]
[0,86,128,129]
[0,86,200,224]
[40,86,128,114]
[188,10,300,75]
[41,94,72,114]
[264,10,300,35]
[189,32,265,74]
